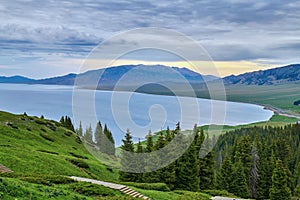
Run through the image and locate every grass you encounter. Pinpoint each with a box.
[0,111,119,182]
[131,187,211,200]
[0,177,126,200]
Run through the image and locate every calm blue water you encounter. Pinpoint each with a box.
[0,83,273,145]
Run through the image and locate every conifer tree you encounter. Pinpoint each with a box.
[269,160,291,200]
[84,124,93,144]
[199,133,215,190]
[145,130,154,153]
[231,161,249,198]
[103,124,115,155]
[94,121,103,145]
[216,156,233,191]
[76,121,83,137]
[175,133,200,192]
[119,129,136,182]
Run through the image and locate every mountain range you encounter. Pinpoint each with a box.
[0,64,299,88]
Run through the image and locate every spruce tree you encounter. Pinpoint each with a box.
[269,160,291,200]
[175,135,200,192]
[119,129,136,182]
[231,161,249,198]
[199,133,215,190]
[103,124,115,155]
[136,139,144,182]
[94,121,103,145]
[145,131,154,153]
[217,156,233,191]
[84,124,93,144]
[76,121,83,137]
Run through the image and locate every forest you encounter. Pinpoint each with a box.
[78,121,300,199]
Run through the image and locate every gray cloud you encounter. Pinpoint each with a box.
[0,0,300,64]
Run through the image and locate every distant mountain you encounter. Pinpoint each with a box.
[0,75,34,84]
[0,65,218,88]
[224,64,300,85]
[1,64,300,88]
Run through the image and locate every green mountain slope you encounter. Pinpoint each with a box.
[0,111,118,182]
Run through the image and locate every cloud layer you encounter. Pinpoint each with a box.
[1,0,300,77]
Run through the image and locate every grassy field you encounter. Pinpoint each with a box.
[224,83,300,114]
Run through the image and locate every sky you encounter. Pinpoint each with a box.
[1,0,300,78]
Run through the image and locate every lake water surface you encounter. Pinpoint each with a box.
[0,83,273,145]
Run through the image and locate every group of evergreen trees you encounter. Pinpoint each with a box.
[119,123,215,191]
[60,116,75,132]
[76,121,115,156]
[119,123,300,199]
[215,124,300,199]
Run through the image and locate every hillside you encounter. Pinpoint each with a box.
[224,64,300,85]
[0,111,118,181]
[0,110,224,200]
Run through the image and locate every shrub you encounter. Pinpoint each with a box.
[69,152,88,159]
[175,190,211,200]
[40,133,55,142]
[64,131,73,136]
[70,182,121,196]
[67,159,89,169]
[20,175,75,186]
[122,182,170,192]
[41,128,47,132]
[26,127,32,131]
[34,119,47,125]
[75,136,82,144]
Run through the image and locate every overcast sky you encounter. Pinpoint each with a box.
[1,0,300,78]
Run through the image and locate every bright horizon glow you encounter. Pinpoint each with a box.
[0,58,281,79]
[72,59,280,78]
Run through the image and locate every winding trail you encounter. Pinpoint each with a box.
[70,176,150,199]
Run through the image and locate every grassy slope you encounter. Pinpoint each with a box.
[0,111,118,181]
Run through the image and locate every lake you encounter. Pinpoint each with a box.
[0,83,273,145]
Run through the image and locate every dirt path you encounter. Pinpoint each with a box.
[70,176,150,199]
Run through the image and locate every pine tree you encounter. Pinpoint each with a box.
[145,131,154,153]
[103,124,115,155]
[165,126,173,142]
[216,156,233,191]
[76,121,83,137]
[94,121,103,144]
[234,135,252,178]
[269,160,291,200]
[231,161,249,198]
[175,134,200,191]
[60,116,65,125]
[199,133,215,190]
[84,124,93,144]
[119,129,136,182]
[136,139,144,182]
